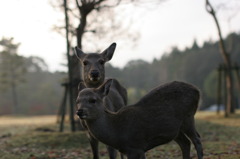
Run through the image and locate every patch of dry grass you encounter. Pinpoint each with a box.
[0,111,240,158]
[0,115,58,136]
[196,110,240,127]
[0,115,56,126]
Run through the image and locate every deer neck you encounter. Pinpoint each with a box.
[85,111,120,147]
[84,79,104,88]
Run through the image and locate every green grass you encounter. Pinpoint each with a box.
[0,112,240,159]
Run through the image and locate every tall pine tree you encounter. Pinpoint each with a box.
[0,37,26,114]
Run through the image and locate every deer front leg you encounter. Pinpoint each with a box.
[126,150,145,159]
[88,134,99,159]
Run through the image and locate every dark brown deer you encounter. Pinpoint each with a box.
[75,43,127,159]
[76,80,203,159]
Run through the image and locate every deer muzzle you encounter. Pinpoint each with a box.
[89,70,100,81]
[76,109,88,119]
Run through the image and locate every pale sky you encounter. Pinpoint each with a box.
[0,0,240,72]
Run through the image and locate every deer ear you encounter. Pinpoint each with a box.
[101,43,116,61]
[98,79,112,97]
[74,46,86,60]
[78,81,86,91]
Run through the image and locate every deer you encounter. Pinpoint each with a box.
[76,80,204,159]
[74,43,127,159]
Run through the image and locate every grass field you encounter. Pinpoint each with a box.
[0,111,240,159]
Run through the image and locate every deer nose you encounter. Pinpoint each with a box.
[76,109,87,119]
[90,70,99,78]
[76,109,83,116]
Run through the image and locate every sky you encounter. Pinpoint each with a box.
[0,0,240,72]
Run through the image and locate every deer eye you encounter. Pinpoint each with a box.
[89,98,96,104]
[99,59,105,65]
[83,61,88,66]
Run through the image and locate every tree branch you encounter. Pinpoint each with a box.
[84,29,96,33]
[95,0,121,10]
[93,0,106,6]
[68,7,80,19]
[205,0,214,15]
[205,0,228,60]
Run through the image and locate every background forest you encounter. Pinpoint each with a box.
[0,32,240,115]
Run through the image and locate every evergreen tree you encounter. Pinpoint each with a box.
[0,37,26,114]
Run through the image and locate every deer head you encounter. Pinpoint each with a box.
[74,43,116,88]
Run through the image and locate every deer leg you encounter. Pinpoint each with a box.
[174,131,191,159]
[126,150,145,159]
[185,130,203,159]
[183,117,203,159]
[89,135,99,159]
[120,153,125,159]
[107,146,117,159]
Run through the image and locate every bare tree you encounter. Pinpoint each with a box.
[75,0,121,49]
[56,0,135,131]
[52,0,166,131]
[205,0,234,117]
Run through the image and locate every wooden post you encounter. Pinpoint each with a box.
[217,64,222,114]
[234,64,240,92]
[230,65,235,114]
[222,65,228,117]
[59,83,68,132]
[234,64,240,108]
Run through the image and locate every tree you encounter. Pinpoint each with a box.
[59,0,139,83]
[25,56,49,72]
[0,37,26,114]
[51,0,166,131]
[54,0,138,131]
[74,0,121,49]
[206,0,235,117]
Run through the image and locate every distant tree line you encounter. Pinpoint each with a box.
[106,32,240,108]
[0,33,239,115]
[0,37,66,115]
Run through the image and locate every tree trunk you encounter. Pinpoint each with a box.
[206,0,235,117]
[11,80,18,114]
[9,58,18,114]
[76,13,87,49]
[64,0,76,131]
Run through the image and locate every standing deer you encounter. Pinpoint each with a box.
[74,43,127,159]
[76,80,203,159]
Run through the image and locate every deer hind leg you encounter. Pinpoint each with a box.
[120,153,125,159]
[107,146,117,159]
[183,116,203,159]
[174,131,191,159]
